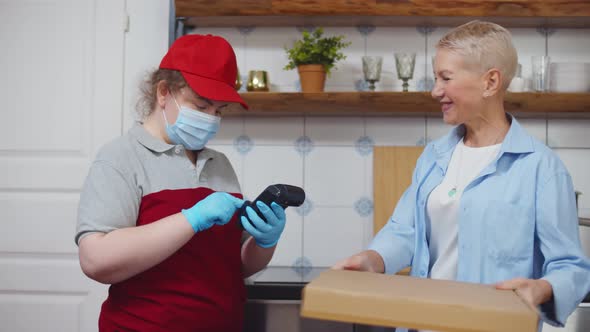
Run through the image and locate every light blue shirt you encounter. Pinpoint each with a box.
[369,115,590,330]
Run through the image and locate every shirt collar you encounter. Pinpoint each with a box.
[129,123,216,161]
[433,114,534,154]
[432,113,535,170]
[196,147,216,163]
[499,115,536,154]
[130,122,175,153]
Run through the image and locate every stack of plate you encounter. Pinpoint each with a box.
[549,63,590,92]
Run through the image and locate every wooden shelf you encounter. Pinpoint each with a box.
[176,0,590,28]
[224,92,590,117]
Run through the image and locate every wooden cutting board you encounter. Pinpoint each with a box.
[373,146,424,235]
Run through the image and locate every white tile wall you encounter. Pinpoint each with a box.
[364,154,374,208]
[324,27,365,91]
[209,117,244,145]
[366,116,425,146]
[517,117,547,144]
[202,27,590,280]
[549,29,590,63]
[426,115,449,143]
[305,117,364,146]
[244,116,303,146]
[304,147,366,206]
[242,146,303,201]
[303,207,365,266]
[548,119,590,148]
[245,27,301,91]
[269,208,303,266]
[555,149,590,212]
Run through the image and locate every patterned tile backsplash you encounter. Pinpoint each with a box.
[203,25,590,270]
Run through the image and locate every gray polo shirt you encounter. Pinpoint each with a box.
[75,123,241,245]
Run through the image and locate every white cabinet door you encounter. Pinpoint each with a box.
[0,0,126,331]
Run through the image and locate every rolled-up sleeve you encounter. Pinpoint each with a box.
[536,172,590,326]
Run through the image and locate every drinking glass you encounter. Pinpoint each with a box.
[362,56,383,91]
[395,53,416,92]
[532,56,550,92]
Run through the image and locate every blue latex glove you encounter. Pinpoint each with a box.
[182,192,245,233]
[241,201,286,248]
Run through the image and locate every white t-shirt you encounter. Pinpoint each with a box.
[426,139,501,281]
[419,139,500,332]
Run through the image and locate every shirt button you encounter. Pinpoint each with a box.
[420,270,426,277]
[174,146,182,154]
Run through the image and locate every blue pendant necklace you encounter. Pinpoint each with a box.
[448,187,457,198]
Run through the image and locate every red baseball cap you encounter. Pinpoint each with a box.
[159,34,248,110]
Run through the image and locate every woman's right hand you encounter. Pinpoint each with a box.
[182,192,244,233]
[331,250,385,273]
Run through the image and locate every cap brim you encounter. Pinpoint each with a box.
[180,72,249,110]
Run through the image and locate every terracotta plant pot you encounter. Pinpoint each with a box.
[297,64,326,92]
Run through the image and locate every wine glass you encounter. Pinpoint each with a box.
[362,56,383,91]
[395,53,416,92]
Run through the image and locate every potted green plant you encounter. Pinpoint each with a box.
[284,28,351,92]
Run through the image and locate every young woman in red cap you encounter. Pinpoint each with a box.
[75,34,285,331]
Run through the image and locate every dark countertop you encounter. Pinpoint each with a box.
[247,266,590,303]
[246,266,326,301]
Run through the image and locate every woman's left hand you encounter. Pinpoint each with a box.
[495,278,553,307]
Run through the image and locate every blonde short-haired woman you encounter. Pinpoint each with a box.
[334,20,590,330]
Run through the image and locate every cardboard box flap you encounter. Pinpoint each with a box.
[300,269,538,332]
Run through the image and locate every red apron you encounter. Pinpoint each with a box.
[98,188,245,332]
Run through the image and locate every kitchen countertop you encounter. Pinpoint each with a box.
[246,266,326,301]
[247,266,590,303]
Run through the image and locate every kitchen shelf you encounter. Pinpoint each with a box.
[224,92,590,117]
[175,0,590,28]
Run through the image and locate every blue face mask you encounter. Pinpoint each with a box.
[162,95,221,150]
